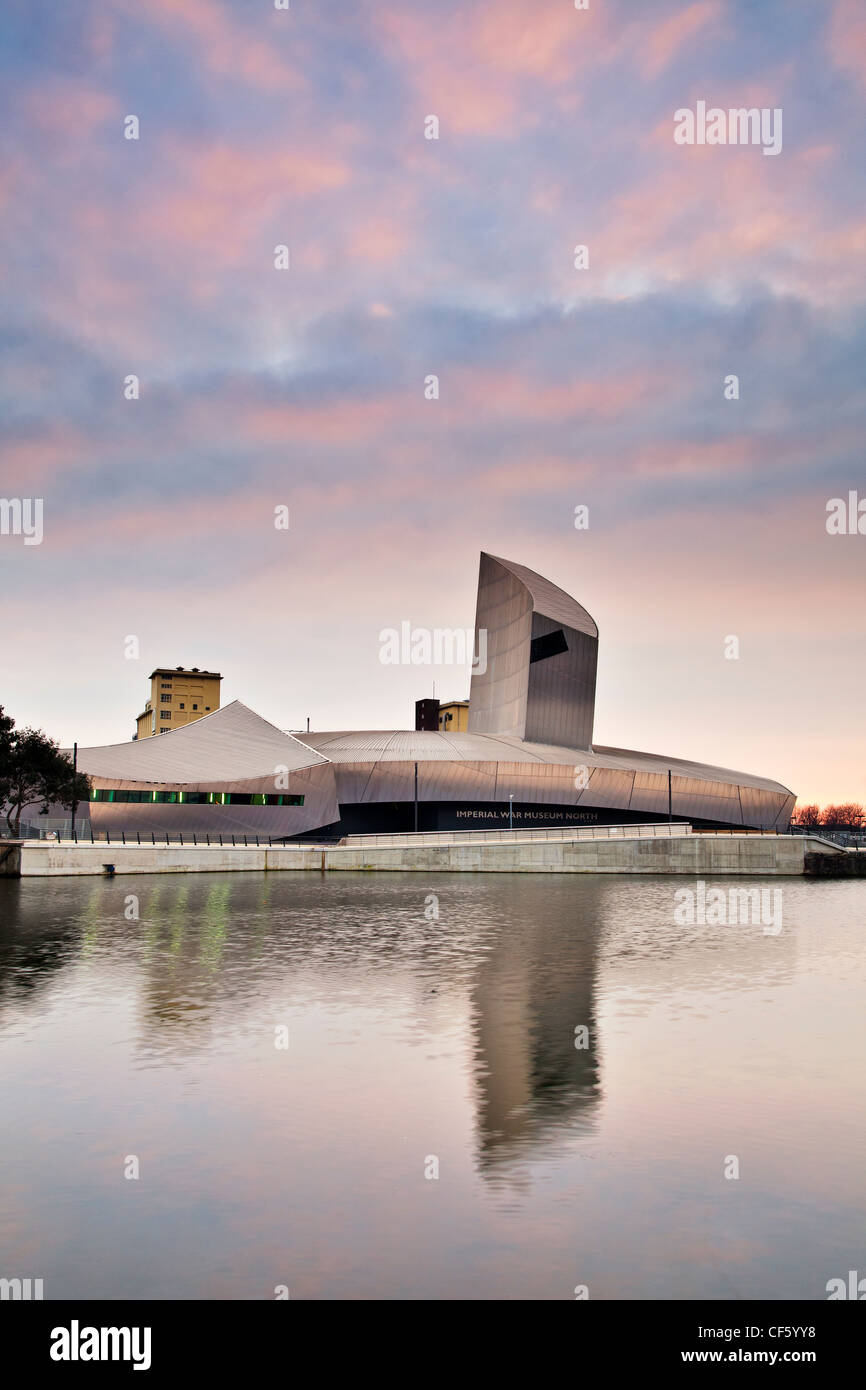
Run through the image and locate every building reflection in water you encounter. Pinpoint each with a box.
[0,873,603,1154]
[3,873,798,1180]
[469,879,601,1173]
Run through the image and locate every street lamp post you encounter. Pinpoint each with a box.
[71,741,78,843]
[509,793,514,832]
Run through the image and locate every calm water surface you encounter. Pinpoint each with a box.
[0,871,864,1300]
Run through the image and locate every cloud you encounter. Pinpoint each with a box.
[117,0,304,93]
[641,2,725,80]
[21,78,118,141]
[1,0,864,797]
[828,0,866,90]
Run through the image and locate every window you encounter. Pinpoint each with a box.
[160,710,171,720]
[529,628,569,664]
[226,793,304,806]
[192,704,198,710]
[161,682,171,689]
[205,706,211,711]
[179,702,185,709]
[160,694,172,703]
[89,788,304,807]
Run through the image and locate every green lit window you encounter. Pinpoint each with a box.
[89,788,303,807]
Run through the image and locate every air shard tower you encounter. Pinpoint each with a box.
[468,552,599,749]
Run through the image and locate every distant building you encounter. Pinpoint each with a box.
[438,700,469,732]
[134,667,222,739]
[414,698,440,732]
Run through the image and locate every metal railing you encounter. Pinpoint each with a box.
[16,822,854,852]
[788,826,866,848]
[18,828,287,849]
[339,822,694,849]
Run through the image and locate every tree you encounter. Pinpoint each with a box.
[0,707,91,837]
[0,706,17,819]
[821,803,864,829]
[792,803,821,826]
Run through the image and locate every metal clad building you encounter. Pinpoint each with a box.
[468,552,599,749]
[71,554,795,838]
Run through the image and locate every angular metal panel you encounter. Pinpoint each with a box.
[524,612,598,750]
[467,553,533,739]
[578,768,636,809]
[75,701,327,783]
[467,553,598,748]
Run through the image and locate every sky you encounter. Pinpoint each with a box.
[0,0,864,805]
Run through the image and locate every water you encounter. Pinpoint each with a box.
[0,872,864,1300]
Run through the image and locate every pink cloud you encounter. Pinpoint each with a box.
[828,0,866,89]
[128,137,350,269]
[377,0,609,134]
[242,394,403,447]
[21,79,118,140]
[376,1,727,136]
[468,1,601,82]
[121,0,304,93]
[641,2,724,80]
[569,124,860,303]
[0,427,90,488]
[348,218,408,262]
[22,129,357,349]
[443,366,666,423]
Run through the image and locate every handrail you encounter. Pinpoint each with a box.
[338,822,694,848]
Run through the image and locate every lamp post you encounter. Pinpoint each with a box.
[509,793,514,832]
[71,742,78,843]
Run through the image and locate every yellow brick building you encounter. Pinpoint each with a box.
[134,667,222,739]
[438,699,469,732]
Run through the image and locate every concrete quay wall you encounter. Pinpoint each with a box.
[12,834,822,878]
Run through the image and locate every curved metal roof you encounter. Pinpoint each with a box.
[300,729,792,795]
[75,701,329,785]
[486,553,598,638]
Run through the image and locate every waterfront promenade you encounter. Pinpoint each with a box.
[1,824,854,877]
